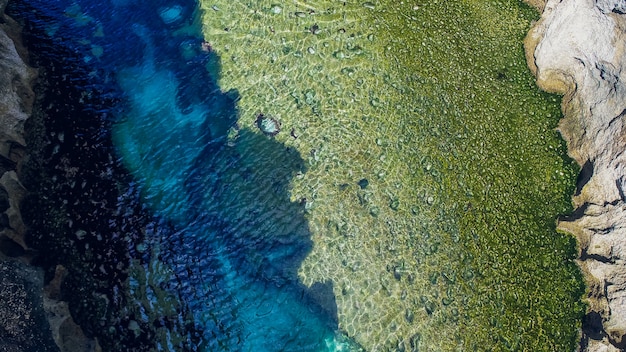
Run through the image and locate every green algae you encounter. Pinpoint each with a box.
[199,0,585,350]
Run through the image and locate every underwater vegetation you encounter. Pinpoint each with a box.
[7,0,585,350]
[200,0,585,350]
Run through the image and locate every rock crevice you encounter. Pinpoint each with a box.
[526,0,626,350]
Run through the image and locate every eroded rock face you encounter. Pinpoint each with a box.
[0,0,35,155]
[0,2,60,352]
[0,0,34,257]
[526,0,626,350]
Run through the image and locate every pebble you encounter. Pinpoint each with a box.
[363,2,376,9]
[393,266,402,280]
[333,51,346,59]
[405,308,414,323]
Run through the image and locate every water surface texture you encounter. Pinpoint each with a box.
[12,0,584,351]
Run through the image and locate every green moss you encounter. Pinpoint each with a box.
[199,0,585,350]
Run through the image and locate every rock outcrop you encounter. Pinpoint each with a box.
[525,0,626,350]
[0,0,35,259]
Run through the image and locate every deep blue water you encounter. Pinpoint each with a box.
[10,0,356,350]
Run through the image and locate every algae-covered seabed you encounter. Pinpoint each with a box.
[199,0,585,350]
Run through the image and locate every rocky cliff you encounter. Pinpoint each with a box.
[525,0,626,350]
[0,1,98,351]
[0,0,56,350]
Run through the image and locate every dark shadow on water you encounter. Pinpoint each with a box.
[168,127,340,349]
[185,129,313,282]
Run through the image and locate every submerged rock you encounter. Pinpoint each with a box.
[526,0,626,350]
[158,5,184,25]
[256,113,281,136]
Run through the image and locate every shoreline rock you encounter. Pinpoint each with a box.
[525,0,626,350]
[0,1,56,350]
[0,1,99,351]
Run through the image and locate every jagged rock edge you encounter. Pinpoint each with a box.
[525,1,626,351]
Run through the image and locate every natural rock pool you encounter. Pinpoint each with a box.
[10,0,585,350]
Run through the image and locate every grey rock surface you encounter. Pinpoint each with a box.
[0,0,35,159]
[0,0,32,258]
[526,0,626,350]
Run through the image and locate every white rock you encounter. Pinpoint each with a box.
[527,0,626,350]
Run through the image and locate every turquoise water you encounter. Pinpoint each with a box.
[13,0,360,350]
[11,0,585,350]
[112,18,353,351]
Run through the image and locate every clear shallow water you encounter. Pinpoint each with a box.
[197,1,585,350]
[11,0,584,351]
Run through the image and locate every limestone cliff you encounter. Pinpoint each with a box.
[525,0,626,350]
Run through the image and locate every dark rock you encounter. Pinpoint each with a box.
[0,212,8,228]
[393,266,402,280]
[358,178,369,189]
[307,280,339,326]
[0,235,24,256]
[390,197,400,211]
[404,308,414,323]
[0,186,9,212]
[0,260,59,352]
[0,0,6,23]
[409,333,421,352]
